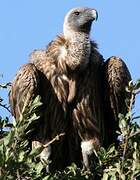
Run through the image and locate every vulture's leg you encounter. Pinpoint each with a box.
[73,97,101,171]
[81,140,93,170]
[81,138,100,171]
[72,92,101,170]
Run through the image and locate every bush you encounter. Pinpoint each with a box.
[0,79,140,180]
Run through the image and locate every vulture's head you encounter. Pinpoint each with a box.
[63,7,98,39]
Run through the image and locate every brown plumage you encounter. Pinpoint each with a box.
[9,7,131,171]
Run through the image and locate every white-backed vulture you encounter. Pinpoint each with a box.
[9,7,131,171]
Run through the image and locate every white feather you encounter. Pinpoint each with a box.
[81,140,94,155]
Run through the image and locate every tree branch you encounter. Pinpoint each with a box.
[43,133,65,148]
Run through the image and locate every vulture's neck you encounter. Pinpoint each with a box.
[64,31,91,70]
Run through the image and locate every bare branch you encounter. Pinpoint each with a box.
[132,116,140,121]
[0,82,11,89]
[0,103,11,113]
[43,133,65,148]
[128,130,140,139]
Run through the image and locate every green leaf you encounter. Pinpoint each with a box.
[3,130,15,147]
[135,79,140,89]
[108,171,117,180]
[29,95,43,113]
[102,173,109,180]
[29,145,44,157]
[18,151,25,162]
[35,162,44,174]
[125,112,132,120]
[118,113,125,120]
[107,145,115,155]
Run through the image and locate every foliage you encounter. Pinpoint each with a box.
[0,79,140,179]
[96,80,140,180]
[0,94,46,179]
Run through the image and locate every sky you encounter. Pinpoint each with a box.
[0,0,140,118]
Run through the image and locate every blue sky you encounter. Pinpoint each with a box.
[0,0,140,117]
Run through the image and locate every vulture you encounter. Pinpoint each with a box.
[9,7,131,171]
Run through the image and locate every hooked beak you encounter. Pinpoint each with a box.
[91,9,98,21]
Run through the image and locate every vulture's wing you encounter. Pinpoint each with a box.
[29,50,47,63]
[9,63,40,119]
[102,56,132,147]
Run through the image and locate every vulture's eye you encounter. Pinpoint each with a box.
[74,11,80,16]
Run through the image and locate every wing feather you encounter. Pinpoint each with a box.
[102,56,132,147]
[9,63,40,119]
[29,50,47,63]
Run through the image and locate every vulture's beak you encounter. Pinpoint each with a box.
[91,9,98,21]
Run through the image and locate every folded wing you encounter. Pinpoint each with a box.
[102,56,132,147]
[9,63,40,119]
